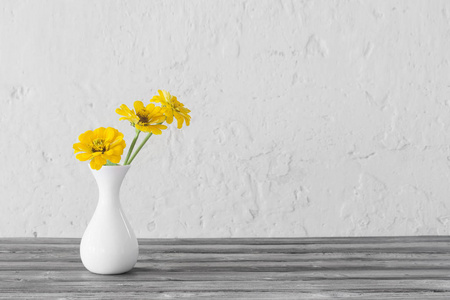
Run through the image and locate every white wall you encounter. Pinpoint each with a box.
[1,0,450,238]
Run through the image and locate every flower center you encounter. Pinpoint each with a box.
[137,113,148,123]
[92,138,107,153]
[137,112,151,125]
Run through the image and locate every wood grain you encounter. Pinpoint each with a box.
[1,237,450,299]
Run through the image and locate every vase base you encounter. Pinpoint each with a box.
[85,267,136,275]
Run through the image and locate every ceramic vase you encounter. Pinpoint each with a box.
[80,165,138,275]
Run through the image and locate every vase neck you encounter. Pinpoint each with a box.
[91,165,130,204]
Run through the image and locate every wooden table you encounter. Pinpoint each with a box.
[2,237,450,299]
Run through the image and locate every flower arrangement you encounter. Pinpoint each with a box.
[73,90,191,170]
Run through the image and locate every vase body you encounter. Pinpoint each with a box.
[80,165,138,275]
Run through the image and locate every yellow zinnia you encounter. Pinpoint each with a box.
[73,127,126,170]
[151,90,191,129]
[116,101,167,135]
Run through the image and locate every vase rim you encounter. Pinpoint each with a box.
[90,164,131,171]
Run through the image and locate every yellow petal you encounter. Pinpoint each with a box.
[115,108,127,117]
[104,149,115,156]
[104,127,116,143]
[183,112,191,126]
[135,124,150,132]
[90,159,102,170]
[93,127,105,139]
[116,104,136,119]
[178,106,191,114]
[155,124,167,130]
[73,142,91,153]
[161,90,171,100]
[110,146,125,156]
[150,95,161,104]
[108,155,121,163]
[149,127,162,135]
[121,104,132,112]
[164,108,174,124]
[134,101,145,112]
[91,156,107,170]
[78,131,93,144]
[174,112,184,129]
[145,103,156,112]
[151,114,166,124]
[76,153,92,161]
[109,135,124,149]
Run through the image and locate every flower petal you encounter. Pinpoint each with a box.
[76,152,92,161]
[108,155,121,163]
[104,127,116,143]
[73,142,91,153]
[174,112,185,129]
[135,124,150,132]
[164,108,174,124]
[134,101,145,112]
[91,156,107,170]
[90,159,102,170]
[78,131,93,144]
[149,127,162,135]
[93,127,105,139]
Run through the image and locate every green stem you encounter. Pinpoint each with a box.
[124,129,141,165]
[127,132,153,165]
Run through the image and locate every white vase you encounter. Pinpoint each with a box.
[80,165,138,275]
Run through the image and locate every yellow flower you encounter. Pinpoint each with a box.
[73,127,126,170]
[151,90,191,129]
[116,101,167,135]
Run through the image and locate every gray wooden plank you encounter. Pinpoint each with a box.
[0,293,449,300]
[3,242,450,256]
[3,259,450,272]
[3,268,450,282]
[2,236,450,245]
[0,291,343,300]
[4,252,450,264]
[2,278,450,292]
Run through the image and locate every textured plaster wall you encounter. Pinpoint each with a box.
[1,1,450,238]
